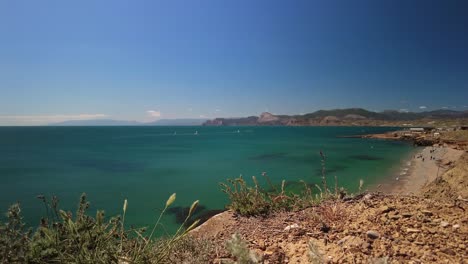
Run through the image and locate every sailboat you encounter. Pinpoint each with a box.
[194,131,198,135]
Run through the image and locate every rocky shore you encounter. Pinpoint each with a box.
[188,131,468,263]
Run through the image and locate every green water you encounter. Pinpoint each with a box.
[0,126,413,233]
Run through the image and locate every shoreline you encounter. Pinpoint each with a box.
[373,145,464,195]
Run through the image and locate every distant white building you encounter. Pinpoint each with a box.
[409,128,424,132]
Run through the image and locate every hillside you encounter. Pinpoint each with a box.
[203,108,468,127]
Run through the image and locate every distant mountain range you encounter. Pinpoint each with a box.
[49,119,142,126]
[203,108,468,127]
[49,118,208,126]
[48,109,468,127]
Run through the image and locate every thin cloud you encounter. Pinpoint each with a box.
[215,109,221,112]
[398,109,409,113]
[146,110,161,118]
[419,106,427,109]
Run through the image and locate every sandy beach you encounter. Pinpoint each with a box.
[387,146,464,195]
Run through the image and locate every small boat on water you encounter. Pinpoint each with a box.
[194,131,198,135]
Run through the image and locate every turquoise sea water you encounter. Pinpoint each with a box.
[0,126,414,233]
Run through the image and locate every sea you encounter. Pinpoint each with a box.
[0,126,416,234]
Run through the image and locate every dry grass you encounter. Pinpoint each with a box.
[441,130,468,141]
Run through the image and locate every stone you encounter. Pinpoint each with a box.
[402,212,413,218]
[421,210,433,216]
[452,224,460,230]
[390,214,401,220]
[366,230,380,240]
[406,228,421,233]
[380,206,395,214]
[284,223,299,231]
[440,221,449,228]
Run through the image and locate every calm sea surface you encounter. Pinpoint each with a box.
[0,126,414,233]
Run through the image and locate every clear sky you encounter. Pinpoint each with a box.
[1,0,467,125]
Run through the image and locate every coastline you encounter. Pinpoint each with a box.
[386,146,464,195]
[189,130,468,262]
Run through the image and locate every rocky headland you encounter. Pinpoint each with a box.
[203,108,468,127]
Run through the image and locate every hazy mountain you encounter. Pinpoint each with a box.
[49,118,208,126]
[48,109,468,126]
[49,119,141,126]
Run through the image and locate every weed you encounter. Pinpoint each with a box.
[0,193,200,264]
[220,176,272,216]
[220,151,347,216]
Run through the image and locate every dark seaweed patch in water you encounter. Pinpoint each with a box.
[314,164,347,176]
[250,152,286,161]
[350,155,383,161]
[74,159,144,172]
[167,205,225,227]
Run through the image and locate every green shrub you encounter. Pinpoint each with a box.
[220,174,320,216]
[220,152,348,216]
[0,193,200,264]
[0,203,31,263]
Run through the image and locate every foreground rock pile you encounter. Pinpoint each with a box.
[192,193,467,263]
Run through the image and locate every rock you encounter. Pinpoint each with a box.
[390,214,401,220]
[284,223,299,231]
[402,212,413,218]
[421,210,433,216]
[380,206,395,214]
[258,112,279,123]
[441,248,456,256]
[440,221,449,228]
[406,228,421,233]
[366,230,380,240]
[452,224,460,230]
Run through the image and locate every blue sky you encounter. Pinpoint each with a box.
[1,0,467,125]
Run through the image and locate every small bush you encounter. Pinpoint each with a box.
[220,151,346,216]
[0,193,200,263]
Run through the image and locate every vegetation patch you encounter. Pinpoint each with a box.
[0,193,203,264]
